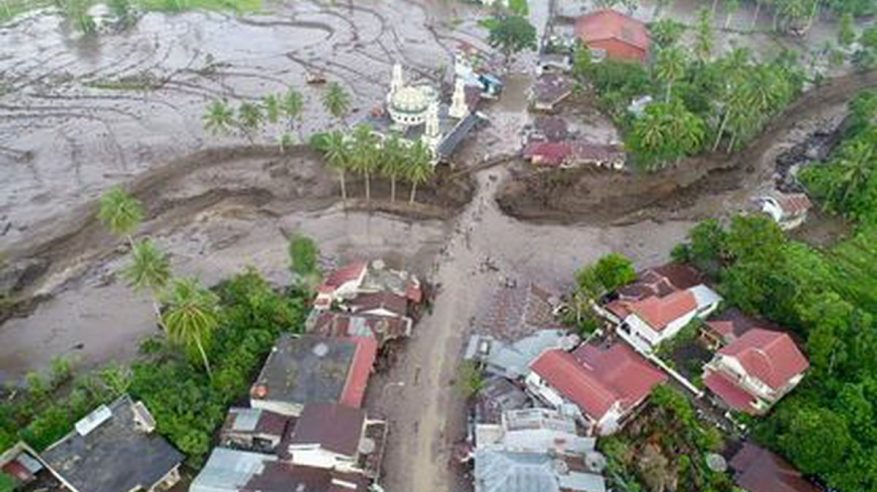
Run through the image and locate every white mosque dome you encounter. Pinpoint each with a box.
[388,84,437,127]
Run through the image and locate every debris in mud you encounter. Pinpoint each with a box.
[0,258,49,294]
[774,119,845,193]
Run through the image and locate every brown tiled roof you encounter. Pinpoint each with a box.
[347,292,408,317]
[575,9,649,51]
[530,343,666,422]
[533,116,569,142]
[311,311,412,346]
[481,284,561,341]
[775,193,812,216]
[289,403,365,457]
[730,443,820,492]
[628,290,697,331]
[719,329,809,390]
[533,74,574,106]
[318,262,367,292]
[616,262,704,301]
[705,308,780,344]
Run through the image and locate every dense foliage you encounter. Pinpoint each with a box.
[484,14,537,61]
[0,269,307,466]
[799,90,877,226]
[574,22,805,170]
[673,215,877,490]
[601,386,732,492]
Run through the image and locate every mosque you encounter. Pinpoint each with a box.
[363,64,484,165]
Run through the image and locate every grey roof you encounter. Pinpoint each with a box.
[466,330,569,379]
[475,377,531,424]
[190,448,275,492]
[437,111,483,159]
[477,408,596,455]
[474,450,606,492]
[40,395,183,492]
[253,334,356,407]
[229,408,261,432]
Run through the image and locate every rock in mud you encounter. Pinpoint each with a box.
[0,258,49,293]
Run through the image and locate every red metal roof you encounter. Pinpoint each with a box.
[340,336,377,408]
[775,193,812,216]
[628,290,697,331]
[730,443,820,492]
[719,329,809,390]
[575,9,649,52]
[523,142,573,166]
[704,371,757,414]
[530,343,666,422]
[320,262,367,290]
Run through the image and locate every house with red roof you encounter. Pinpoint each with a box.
[250,334,377,417]
[730,443,820,492]
[575,9,650,63]
[756,192,812,231]
[525,342,667,435]
[604,263,722,352]
[314,262,368,310]
[703,329,809,415]
[314,259,422,312]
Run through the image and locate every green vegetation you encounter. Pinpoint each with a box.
[288,233,320,290]
[601,386,732,492]
[312,127,436,206]
[97,185,144,247]
[0,268,306,465]
[484,14,537,63]
[564,253,636,334]
[799,90,877,226]
[456,360,485,399]
[322,82,351,128]
[575,28,804,170]
[673,210,877,490]
[202,86,311,148]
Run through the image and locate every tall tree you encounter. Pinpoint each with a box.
[655,45,687,102]
[323,82,351,128]
[202,100,235,136]
[237,102,264,143]
[323,130,350,203]
[161,277,219,378]
[350,124,379,203]
[724,0,740,28]
[694,8,715,62]
[281,88,305,141]
[98,186,144,248]
[381,133,406,203]
[288,233,320,290]
[406,141,434,204]
[833,139,875,205]
[486,15,537,63]
[123,239,171,328]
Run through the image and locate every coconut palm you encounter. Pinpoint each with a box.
[381,134,406,202]
[262,94,280,124]
[202,100,235,136]
[237,102,264,143]
[123,239,171,327]
[694,8,714,62]
[98,186,144,247]
[406,142,434,204]
[162,277,219,378]
[322,82,351,128]
[833,140,875,205]
[350,124,379,202]
[324,130,351,203]
[667,101,707,159]
[655,46,687,102]
[281,88,305,141]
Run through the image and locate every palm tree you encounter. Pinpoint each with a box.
[202,100,235,136]
[98,186,144,248]
[123,239,171,328]
[350,125,379,202]
[262,94,280,124]
[281,88,305,141]
[324,130,351,203]
[406,142,434,204]
[322,82,351,128]
[667,101,707,159]
[237,102,264,143]
[694,8,715,62]
[162,277,219,378]
[655,46,687,102]
[382,134,405,202]
[833,140,875,205]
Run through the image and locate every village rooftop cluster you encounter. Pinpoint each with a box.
[0,260,424,492]
[461,261,815,492]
